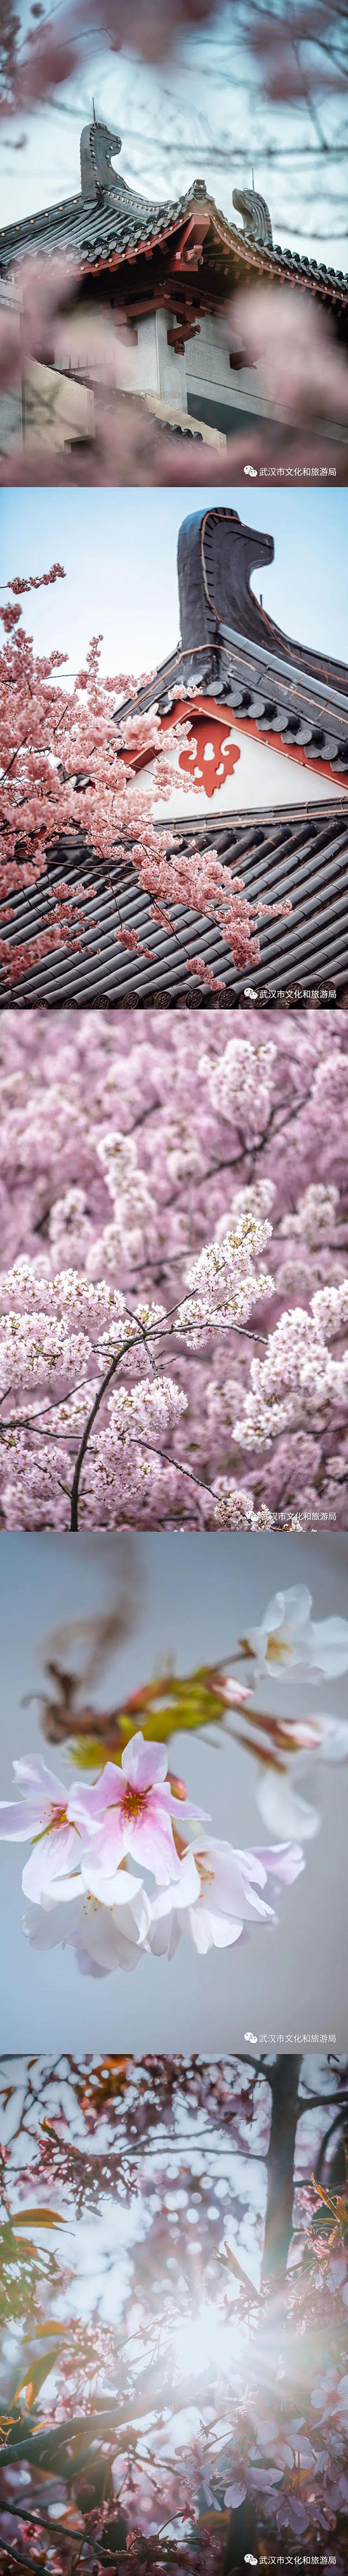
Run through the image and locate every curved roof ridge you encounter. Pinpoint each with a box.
[1,136,347,296]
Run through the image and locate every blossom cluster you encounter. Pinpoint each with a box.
[0,1009,347,1529]
[0,566,290,995]
[234,1280,348,1451]
[0,1204,273,1528]
[0,1735,304,1976]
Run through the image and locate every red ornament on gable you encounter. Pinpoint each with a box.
[177,714,241,798]
[115,698,242,797]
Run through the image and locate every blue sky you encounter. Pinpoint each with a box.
[1,487,347,683]
[1,4,346,263]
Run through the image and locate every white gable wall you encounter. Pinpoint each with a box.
[133,722,346,818]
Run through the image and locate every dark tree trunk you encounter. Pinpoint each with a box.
[222,2057,302,2572]
[262,2055,302,2278]
[222,2492,260,2570]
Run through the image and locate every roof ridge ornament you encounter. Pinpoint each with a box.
[80,115,122,203]
[177,508,274,653]
[176,508,348,696]
[233,185,273,250]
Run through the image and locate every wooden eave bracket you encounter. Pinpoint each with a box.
[167,299,201,349]
[171,212,209,272]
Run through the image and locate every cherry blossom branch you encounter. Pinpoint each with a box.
[69,1332,142,1530]
[1,1013,347,1530]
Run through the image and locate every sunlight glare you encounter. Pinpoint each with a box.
[171,2302,241,2385]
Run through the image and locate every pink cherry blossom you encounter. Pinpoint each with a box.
[68,1731,208,1887]
[251,1839,305,1883]
[1,564,280,996]
[210,1675,254,1707]
[1,1010,347,1530]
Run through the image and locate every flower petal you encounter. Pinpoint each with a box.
[81,1858,147,1912]
[121,1733,168,1790]
[194,1838,274,1921]
[80,1896,147,1973]
[256,1770,319,1841]
[0,1800,41,1843]
[311,1617,348,1677]
[124,1807,182,1885]
[151,1851,200,1920]
[13,1755,68,1804]
[188,1905,244,1953]
[67,1762,124,1830]
[23,1895,84,1949]
[252,1842,305,1883]
[21,1823,79,1901]
[318,1714,348,1761]
[224,2484,247,2509]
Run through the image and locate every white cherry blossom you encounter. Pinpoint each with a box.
[68,1730,207,1888]
[148,1835,303,1957]
[256,1768,321,1843]
[244,1585,348,1682]
[0,1755,82,1901]
[23,1869,151,1975]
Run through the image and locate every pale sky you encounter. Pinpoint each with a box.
[2,487,346,672]
[1,486,347,816]
[1,4,347,265]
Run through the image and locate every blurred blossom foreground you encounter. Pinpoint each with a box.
[0,1009,347,1527]
[1,2051,348,2571]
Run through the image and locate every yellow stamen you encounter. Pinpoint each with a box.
[267,1634,292,1661]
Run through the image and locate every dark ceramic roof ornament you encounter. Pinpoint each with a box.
[233,185,273,251]
[116,507,348,777]
[176,507,348,699]
[177,505,274,652]
[80,114,123,203]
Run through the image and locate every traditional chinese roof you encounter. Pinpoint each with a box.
[1,115,347,312]
[115,505,348,786]
[1,804,347,1003]
[2,508,347,1006]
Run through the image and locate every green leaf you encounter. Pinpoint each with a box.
[11,2208,67,2230]
[13,2345,64,2403]
[69,1666,230,1768]
[34,2320,67,2337]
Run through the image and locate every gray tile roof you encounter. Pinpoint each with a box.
[0,176,201,273]
[118,641,348,776]
[1,805,347,1005]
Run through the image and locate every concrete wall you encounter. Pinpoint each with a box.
[23,360,95,448]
